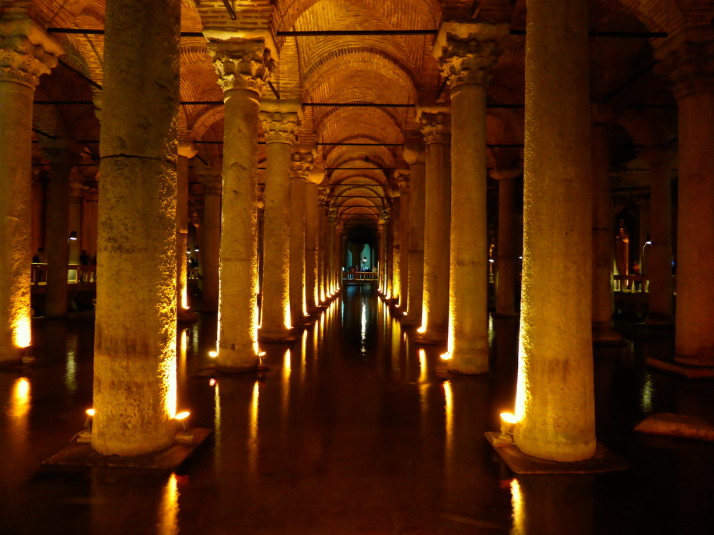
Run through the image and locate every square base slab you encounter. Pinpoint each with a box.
[41,428,211,472]
[646,358,714,379]
[485,432,629,474]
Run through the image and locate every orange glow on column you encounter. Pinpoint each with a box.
[284,303,292,330]
[12,315,31,348]
[181,285,189,310]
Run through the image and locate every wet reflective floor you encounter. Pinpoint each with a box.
[1,285,713,534]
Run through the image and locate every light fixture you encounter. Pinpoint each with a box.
[69,231,78,241]
[209,350,218,358]
[77,407,95,443]
[500,412,518,439]
[174,410,194,445]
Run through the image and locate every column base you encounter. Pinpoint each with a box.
[414,330,447,345]
[644,313,674,328]
[592,322,626,346]
[178,310,198,323]
[259,328,295,343]
[447,352,489,375]
[217,362,268,374]
[0,346,32,370]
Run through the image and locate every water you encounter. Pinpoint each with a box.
[1,286,712,534]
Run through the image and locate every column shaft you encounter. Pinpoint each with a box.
[448,82,489,373]
[390,198,401,302]
[201,180,221,312]
[495,174,519,317]
[646,152,674,324]
[289,175,306,324]
[93,0,180,456]
[405,158,425,326]
[398,183,410,311]
[305,182,319,314]
[514,0,595,462]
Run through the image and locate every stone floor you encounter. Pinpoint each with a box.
[1,285,713,534]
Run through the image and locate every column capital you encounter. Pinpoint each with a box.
[417,107,451,145]
[0,16,63,88]
[207,38,273,96]
[290,146,315,181]
[433,22,508,89]
[490,164,522,181]
[656,36,714,98]
[402,134,425,164]
[395,169,410,192]
[260,100,301,144]
[178,139,197,159]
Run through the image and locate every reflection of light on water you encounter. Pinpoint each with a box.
[65,350,77,393]
[361,302,367,355]
[301,328,308,372]
[418,349,427,383]
[488,314,495,347]
[214,382,221,440]
[282,349,291,418]
[443,381,453,455]
[158,473,179,535]
[9,377,31,450]
[510,478,525,534]
[640,372,654,413]
[249,380,260,474]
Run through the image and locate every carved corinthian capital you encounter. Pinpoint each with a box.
[208,39,272,95]
[657,38,714,99]
[417,107,450,145]
[260,103,300,144]
[290,147,315,181]
[0,17,63,88]
[433,22,508,89]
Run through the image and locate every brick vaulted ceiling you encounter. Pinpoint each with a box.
[26,0,714,231]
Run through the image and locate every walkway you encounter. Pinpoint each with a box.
[0,286,712,534]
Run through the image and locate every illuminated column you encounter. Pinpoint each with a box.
[93,0,180,455]
[199,170,221,312]
[209,39,270,368]
[637,196,650,273]
[305,169,322,314]
[417,109,451,344]
[68,179,83,266]
[402,139,425,326]
[396,171,410,311]
[259,102,299,341]
[328,209,337,296]
[317,191,329,303]
[378,212,389,296]
[390,193,401,303]
[0,16,61,363]
[436,24,505,372]
[514,0,595,461]
[591,117,622,343]
[644,148,674,325]
[659,36,714,366]
[176,139,195,317]
[42,141,79,317]
[492,166,521,318]
[289,148,314,325]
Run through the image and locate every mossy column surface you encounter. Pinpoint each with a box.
[644,148,674,325]
[591,119,622,343]
[437,23,505,373]
[492,166,521,318]
[260,103,299,342]
[416,109,451,344]
[0,14,61,364]
[42,141,79,318]
[396,173,410,312]
[305,173,322,314]
[514,0,595,462]
[289,149,314,325]
[660,37,714,365]
[209,39,270,369]
[93,0,181,456]
[402,141,425,327]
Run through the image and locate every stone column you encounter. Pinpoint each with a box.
[659,37,714,366]
[328,209,337,296]
[42,141,80,317]
[176,139,195,317]
[199,170,222,312]
[0,15,61,364]
[591,117,622,343]
[93,0,181,456]
[378,212,389,296]
[209,38,271,368]
[416,109,451,344]
[402,139,425,327]
[68,179,84,266]
[396,171,410,312]
[390,193,401,303]
[305,168,322,314]
[514,0,595,462]
[317,191,329,304]
[289,148,314,326]
[644,148,674,325]
[637,196,651,275]
[492,166,521,318]
[436,23,505,373]
[259,102,299,342]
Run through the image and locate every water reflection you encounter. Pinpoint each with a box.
[8,377,31,452]
[510,478,525,535]
[249,380,259,474]
[158,473,179,535]
[65,331,78,393]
